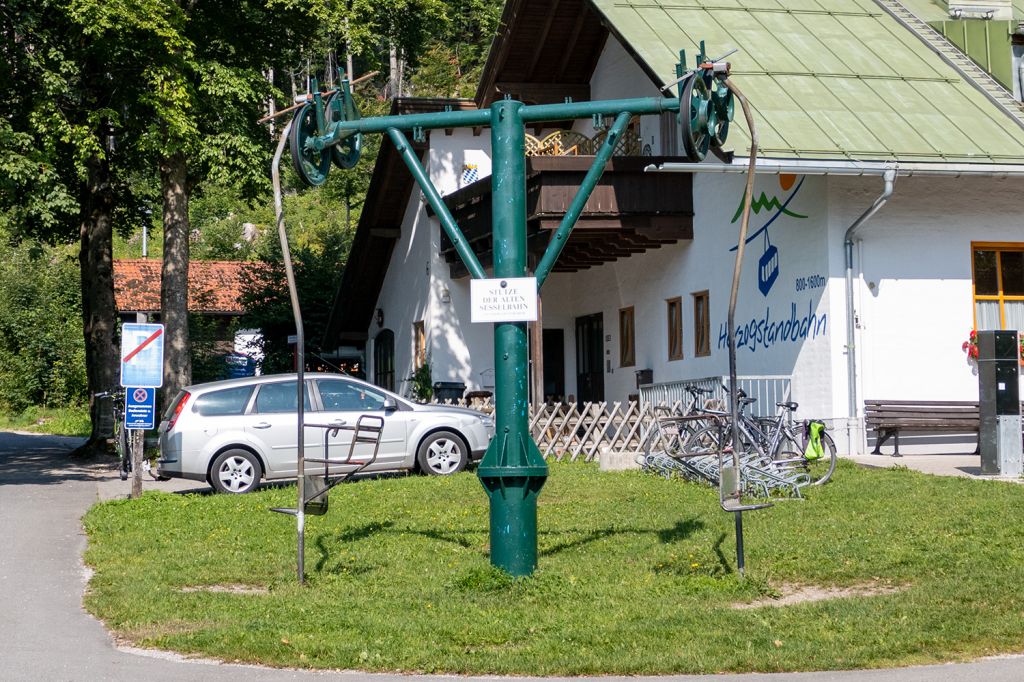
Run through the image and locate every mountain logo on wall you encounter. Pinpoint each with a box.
[728,175,808,297]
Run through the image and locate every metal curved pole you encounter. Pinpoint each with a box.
[272,118,308,584]
[723,77,761,576]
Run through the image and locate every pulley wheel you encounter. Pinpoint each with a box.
[679,75,714,162]
[289,102,331,187]
[710,86,734,148]
[325,93,362,169]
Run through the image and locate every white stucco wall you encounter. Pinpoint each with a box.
[368,128,494,397]
[833,175,1024,446]
[428,130,494,391]
[574,36,668,152]
[540,171,831,414]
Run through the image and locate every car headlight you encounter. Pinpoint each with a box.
[479,414,494,429]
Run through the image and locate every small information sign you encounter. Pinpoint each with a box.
[124,387,156,430]
[120,323,165,388]
[470,277,538,323]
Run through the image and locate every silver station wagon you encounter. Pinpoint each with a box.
[157,373,494,493]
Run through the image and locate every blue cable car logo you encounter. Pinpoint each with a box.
[758,232,779,296]
[729,175,807,297]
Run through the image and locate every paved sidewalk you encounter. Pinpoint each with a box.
[2,430,1024,681]
[847,452,1023,482]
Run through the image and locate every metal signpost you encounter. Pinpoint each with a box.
[120,323,164,498]
[269,43,762,579]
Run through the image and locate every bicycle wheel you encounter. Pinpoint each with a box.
[805,432,837,486]
[682,423,723,455]
[646,421,687,457]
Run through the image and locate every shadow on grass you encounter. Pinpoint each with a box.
[712,532,733,575]
[659,518,705,544]
[307,517,712,575]
[313,521,397,574]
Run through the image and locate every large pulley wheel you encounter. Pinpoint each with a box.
[289,102,331,187]
[679,75,715,162]
[325,92,362,169]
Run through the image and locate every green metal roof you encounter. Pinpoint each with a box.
[590,0,1024,163]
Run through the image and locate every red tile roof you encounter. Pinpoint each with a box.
[114,259,262,315]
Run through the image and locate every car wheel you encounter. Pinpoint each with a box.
[210,449,262,494]
[417,431,468,476]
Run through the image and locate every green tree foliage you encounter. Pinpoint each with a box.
[271,0,448,72]
[0,243,87,411]
[408,0,503,98]
[240,232,350,374]
[1,0,505,421]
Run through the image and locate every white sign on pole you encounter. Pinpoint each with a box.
[470,277,538,323]
[120,323,165,388]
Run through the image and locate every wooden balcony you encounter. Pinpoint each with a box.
[439,156,694,277]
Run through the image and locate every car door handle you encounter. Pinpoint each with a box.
[252,421,272,429]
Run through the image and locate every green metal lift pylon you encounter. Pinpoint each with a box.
[284,55,734,576]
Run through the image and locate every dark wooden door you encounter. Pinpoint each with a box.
[373,329,395,392]
[542,329,565,402]
[575,313,604,406]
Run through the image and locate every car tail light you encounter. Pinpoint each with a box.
[166,391,190,432]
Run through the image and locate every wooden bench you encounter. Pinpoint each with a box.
[864,400,980,457]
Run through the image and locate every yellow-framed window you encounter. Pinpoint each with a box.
[972,243,1024,331]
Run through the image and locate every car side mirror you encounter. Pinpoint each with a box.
[383,397,398,412]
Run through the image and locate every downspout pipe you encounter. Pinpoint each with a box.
[844,169,896,452]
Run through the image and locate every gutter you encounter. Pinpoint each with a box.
[644,159,1024,177]
[843,169,896,452]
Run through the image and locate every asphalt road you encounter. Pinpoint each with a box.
[1,430,1022,682]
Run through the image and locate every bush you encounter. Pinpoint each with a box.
[0,242,87,411]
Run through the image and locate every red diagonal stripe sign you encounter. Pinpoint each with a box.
[122,328,163,363]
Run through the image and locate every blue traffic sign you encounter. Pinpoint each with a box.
[125,386,156,430]
[120,323,164,388]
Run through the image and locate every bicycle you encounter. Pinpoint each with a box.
[94,389,130,480]
[749,402,837,486]
[684,394,837,486]
[643,384,720,456]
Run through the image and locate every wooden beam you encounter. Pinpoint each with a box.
[369,228,400,238]
[526,0,560,80]
[538,216,692,233]
[494,82,590,104]
[557,9,588,81]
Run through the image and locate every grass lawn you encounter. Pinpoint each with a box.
[0,404,90,436]
[82,460,1024,674]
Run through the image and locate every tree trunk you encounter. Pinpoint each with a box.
[71,141,119,457]
[160,151,192,406]
[388,44,403,98]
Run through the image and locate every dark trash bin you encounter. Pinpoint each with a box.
[433,381,466,402]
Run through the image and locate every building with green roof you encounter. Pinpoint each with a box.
[326,0,1024,460]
